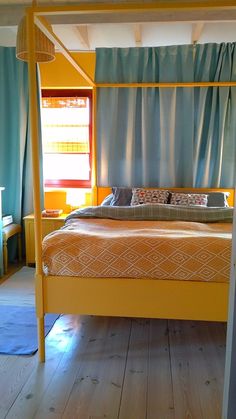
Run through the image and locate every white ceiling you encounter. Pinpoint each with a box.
[0,1,236,51]
[51,22,236,50]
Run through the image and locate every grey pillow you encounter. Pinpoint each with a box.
[207,192,230,207]
[110,187,132,206]
[101,193,113,206]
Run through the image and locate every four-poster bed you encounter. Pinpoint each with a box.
[25,2,236,362]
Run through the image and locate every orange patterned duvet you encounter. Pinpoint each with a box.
[42,219,232,282]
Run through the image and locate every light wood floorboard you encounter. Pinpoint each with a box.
[169,320,226,419]
[119,318,149,419]
[0,316,226,419]
[5,315,80,419]
[62,316,131,419]
[147,320,174,419]
[0,263,24,286]
[0,266,226,419]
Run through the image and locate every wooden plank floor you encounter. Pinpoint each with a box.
[0,266,226,419]
[0,316,226,419]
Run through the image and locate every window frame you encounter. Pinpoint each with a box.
[41,89,93,188]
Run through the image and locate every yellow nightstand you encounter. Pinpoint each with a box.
[24,213,67,265]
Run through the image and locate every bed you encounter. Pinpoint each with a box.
[24,5,236,362]
[40,187,234,331]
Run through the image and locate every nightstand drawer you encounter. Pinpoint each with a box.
[24,214,67,265]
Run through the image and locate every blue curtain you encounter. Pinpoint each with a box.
[194,44,236,187]
[0,47,43,259]
[95,44,236,188]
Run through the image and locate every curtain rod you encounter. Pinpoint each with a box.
[96,82,236,88]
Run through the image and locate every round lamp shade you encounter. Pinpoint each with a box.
[16,16,55,63]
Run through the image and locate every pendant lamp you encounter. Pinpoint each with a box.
[16,4,55,63]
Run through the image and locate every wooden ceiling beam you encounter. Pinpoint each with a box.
[191,22,204,43]
[1,3,236,26]
[75,25,90,50]
[134,24,142,46]
[35,15,95,87]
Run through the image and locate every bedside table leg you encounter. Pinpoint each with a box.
[3,238,8,274]
[17,233,22,262]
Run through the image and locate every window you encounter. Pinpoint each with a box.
[41,89,92,188]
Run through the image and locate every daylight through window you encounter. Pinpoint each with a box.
[41,90,92,188]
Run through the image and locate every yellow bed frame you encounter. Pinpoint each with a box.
[24,2,236,361]
[41,187,233,319]
[40,186,234,361]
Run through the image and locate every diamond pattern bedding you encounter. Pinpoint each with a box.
[42,218,232,283]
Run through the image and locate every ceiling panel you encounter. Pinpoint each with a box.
[0,1,236,50]
[199,22,236,43]
[88,23,136,50]
[142,22,193,47]
[0,27,17,46]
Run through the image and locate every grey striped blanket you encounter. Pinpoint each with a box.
[66,204,233,223]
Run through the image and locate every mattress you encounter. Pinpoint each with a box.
[42,218,232,282]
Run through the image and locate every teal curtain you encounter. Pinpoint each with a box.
[0,47,43,259]
[194,43,236,187]
[95,44,236,188]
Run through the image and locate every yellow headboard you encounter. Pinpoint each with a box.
[96,187,235,207]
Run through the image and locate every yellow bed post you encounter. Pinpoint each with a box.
[26,8,45,362]
[92,87,98,205]
[28,5,97,360]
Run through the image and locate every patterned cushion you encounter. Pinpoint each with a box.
[131,188,170,206]
[170,192,208,206]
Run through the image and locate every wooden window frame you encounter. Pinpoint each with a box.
[41,89,92,188]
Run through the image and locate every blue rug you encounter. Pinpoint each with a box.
[0,305,59,355]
